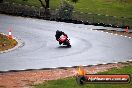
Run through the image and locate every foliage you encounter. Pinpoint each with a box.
[57,0,74,19]
[0,0,3,3]
[70,0,79,3]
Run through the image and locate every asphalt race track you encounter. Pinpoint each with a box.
[0,14,132,71]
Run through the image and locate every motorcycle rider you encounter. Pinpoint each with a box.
[55,30,68,45]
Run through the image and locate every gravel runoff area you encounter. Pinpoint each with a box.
[0,31,132,88]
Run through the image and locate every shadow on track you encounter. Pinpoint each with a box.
[58,46,71,48]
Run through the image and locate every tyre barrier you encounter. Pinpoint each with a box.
[76,75,87,85]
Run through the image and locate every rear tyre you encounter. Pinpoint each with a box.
[67,44,71,47]
[65,40,71,47]
[76,76,86,85]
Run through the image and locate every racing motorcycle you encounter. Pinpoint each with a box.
[58,35,71,47]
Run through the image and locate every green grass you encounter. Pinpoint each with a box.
[74,0,132,18]
[34,66,132,88]
[4,0,60,8]
[3,0,132,18]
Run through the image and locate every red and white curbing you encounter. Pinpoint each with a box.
[92,29,132,39]
[128,60,132,62]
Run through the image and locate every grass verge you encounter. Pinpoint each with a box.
[74,0,132,18]
[34,66,132,88]
[4,0,60,9]
[3,0,132,18]
[0,33,17,51]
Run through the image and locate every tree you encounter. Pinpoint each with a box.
[38,0,50,18]
[71,0,79,3]
[57,0,74,19]
[0,0,3,3]
[38,0,50,9]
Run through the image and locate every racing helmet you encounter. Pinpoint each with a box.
[56,30,61,33]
